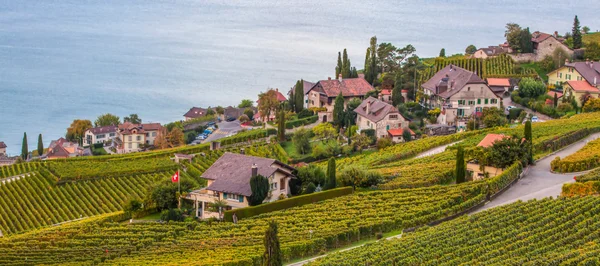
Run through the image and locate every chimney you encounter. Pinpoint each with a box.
[366,100,371,114]
[450,64,453,71]
[240,148,245,155]
[251,163,258,177]
[338,74,343,82]
[275,88,278,92]
[450,79,455,90]
[586,59,590,66]
[328,77,331,80]
[565,58,569,65]
[554,31,558,38]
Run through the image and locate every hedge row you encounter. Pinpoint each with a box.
[224,187,353,222]
[535,127,600,154]
[285,116,318,129]
[485,161,523,196]
[219,129,276,146]
[562,181,600,197]
[575,168,600,183]
[551,156,600,173]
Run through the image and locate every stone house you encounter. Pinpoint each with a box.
[563,80,600,107]
[472,46,506,59]
[547,60,600,88]
[84,125,117,147]
[185,152,295,219]
[421,65,501,130]
[509,31,574,62]
[183,107,208,121]
[307,74,374,122]
[115,122,162,153]
[354,97,411,139]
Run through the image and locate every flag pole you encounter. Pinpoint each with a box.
[177,169,181,209]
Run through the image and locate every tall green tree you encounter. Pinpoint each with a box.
[333,92,345,126]
[341,49,351,78]
[439,48,446,57]
[392,72,404,106]
[465,44,477,54]
[37,134,43,156]
[572,15,582,49]
[455,146,466,183]
[238,99,254,108]
[263,220,282,266]
[365,36,378,84]
[249,174,269,206]
[21,132,28,160]
[277,108,285,141]
[294,80,304,113]
[505,23,523,52]
[123,114,142,124]
[95,113,120,127]
[364,47,371,79]
[335,52,342,78]
[553,93,558,107]
[525,120,533,164]
[519,27,533,53]
[288,89,295,112]
[325,157,336,190]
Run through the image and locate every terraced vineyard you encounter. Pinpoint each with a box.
[309,197,600,265]
[551,137,600,173]
[0,183,487,265]
[0,162,44,179]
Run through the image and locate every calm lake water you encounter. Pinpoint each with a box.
[1,0,598,154]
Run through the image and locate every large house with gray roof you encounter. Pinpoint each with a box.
[421,65,500,129]
[355,97,410,139]
[84,125,117,147]
[186,152,295,219]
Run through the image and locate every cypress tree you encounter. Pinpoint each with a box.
[342,49,350,78]
[572,15,582,49]
[368,36,378,84]
[525,120,533,164]
[288,88,295,112]
[37,134,43,156]
[263,220,282,266]
[249,175,269,206]
[326,157,336,190]
[553,93,558,107]
[455,146,465,183]
[335,52,342,78]
[439,48,446,57]
[21,132,28,160]
[392,72,404,106]
[364,47,371,78]
[277,108,285,141]
[333,92,345,126]
[294,80,304,113]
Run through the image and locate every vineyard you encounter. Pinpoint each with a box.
[551,137,600,173]
[309,197,600,265]
[0,162,44,179]
[0,143,286,236]
[0,183,487,265]
[419,54,538,85]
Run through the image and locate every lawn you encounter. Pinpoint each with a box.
[520,62,548,82]
[137,212,161,221]
[281,139,339,162]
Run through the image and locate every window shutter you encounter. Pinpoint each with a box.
[239,196,243,203]
[223,193,228,199]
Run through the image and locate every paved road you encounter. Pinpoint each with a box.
[474,132,600,213]
[414,140,462,159]
[202,120,244,143]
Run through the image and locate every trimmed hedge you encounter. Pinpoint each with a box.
[535,127,600,154]
[575,168,600,183]
[285,116,318,129]
[562,181,600,197]
[224,187,353,222]
[485,161,522,196]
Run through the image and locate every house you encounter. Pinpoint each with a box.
[354,97,410,139]
[424,124,456,136]
[547,60,600,88]
[184,107,208,121]
[472,46,506,59]
[387,128,416,143]
[307,74,374,122]
[467,134,508,180]
[255,89,287,123]
[379,89,392,104]
[223,106,257,121]
[563,80,600,107]
[421,65,501,129]
[486,78,511,96]
[547,90,563,100]
[46,138,83,160]
[185,152,295,219]
[0,142,6,156]
[83,125,117,147]
[115,122,162,153]
[509,31,574,62]
[287,80,316,108]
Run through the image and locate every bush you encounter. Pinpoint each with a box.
[518,77,546,98]
[557,102,574,113]
[304,182,316,194]
[285,116,318,129]
[508,108,523,120]
[361,129,377,144]
[223,187,353,222]
[376,137,393,150]
[160,209,183,222]
[338,166,383,188]
[297,109,314,119]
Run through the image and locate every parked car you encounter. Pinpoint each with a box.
[226,116,236,122]
[506,105,516,112]
[531,116,539,123]
[207,121,216,126]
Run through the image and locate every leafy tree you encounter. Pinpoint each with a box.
[455,146,466,183]
[392,72,405,106]
[166,127,185,147]
[66,119,92,143]
[123,114,141,124]
[208,199,228,220]
[248,174,269,206]
[95,113,120,127]
[21,132,28,160]
[325,158,336,190]
[238,99,254,108]
[505,23,523,52]
[402,128,413,142]
[582,26,590,34]
[292,128,311,155]
[312,123,337,142]
[488,136,529,168]
[439,48,446,57]
[37,134,43,156]
[351,133,371,151]
[297,165,326,189]
[238,114,250,123]
[263,220,282,266]
[304,182,316,194]
[519,27,533,53]
[583,98,600,113]
[338,166,382,189]
[518,78,546,98]
[465,44,477,54]
[572,15,582,49]
[482,107,508,128]
[215,106,225,115]
[205,107,215,116]
[376,42,398,72]
[342,98,362,128]
[148,180,195,211]
[580,92,593,108]
[123,198,143,219]
[160,209,184,222]
[258,90,280,122]
[294,80,304,113]
[277,108,285,141]
[333,92,345,126]
[525,120,533,164]
[244,108,255,120]
[153,128,169,149]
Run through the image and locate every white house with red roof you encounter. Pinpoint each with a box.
[307,74,374,122]
[387,128,416,143]
[255,88,287,123]
[115,122,162,153]
[84,125,117,147]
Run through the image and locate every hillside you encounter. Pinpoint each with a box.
[583,32,600,44]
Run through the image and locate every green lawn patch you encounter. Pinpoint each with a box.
[520,62,548,82]
[137,212,161,221]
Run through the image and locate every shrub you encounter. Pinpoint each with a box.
[304,182,316,194]
[160,209,183,222]
[376,137,393,150]
[297,109,314,119]
[508,108,523,120]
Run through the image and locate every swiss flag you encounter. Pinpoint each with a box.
[172,171,179,183]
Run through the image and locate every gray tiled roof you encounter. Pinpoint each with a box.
[354,97,407,123]
[421,65,486,99]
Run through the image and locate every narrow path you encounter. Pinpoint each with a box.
[474,132,600,213]
[414,140,462,159]
[0,172,33,186]
[502,95,553,121]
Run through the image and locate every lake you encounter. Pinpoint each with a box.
[1,0,598,155]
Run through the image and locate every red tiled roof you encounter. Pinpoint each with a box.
[477,134,508,148]
[118,122,161,135]
[487,78,510,87]
[567,80,600,93]
[547,91,563,98]
[380,89,392,95]
[532,32,552,43]
[310,77,374,98]
[387,128,415,136]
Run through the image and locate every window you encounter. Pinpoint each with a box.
[109,133,115,137]
[152,132,157,137]
[367,120,370,126]
[136,136,141,141]
[467,87,470,91]
[458,100,465,105]
[485,99,489,104]
[128,143,132,149]
[477,99,481,104]
[226,193,242,201]
[386,125,390,130]
[146,133,149,137]
[491,99,498,104]
[468,100,475,105]
[457,109,465,117]
[280,178,286,190]
[389,114,398,119]
[559,73,562,78]
[97,134,105,139]
[270,182,278,190]
[128,136,132,141]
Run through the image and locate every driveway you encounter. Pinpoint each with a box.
[203,120,243,143]
[474,132,600,213]
[414,140,462,159]
[502,95,552,121]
